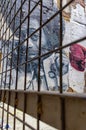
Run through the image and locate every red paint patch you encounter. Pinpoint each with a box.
[70,44,86,71]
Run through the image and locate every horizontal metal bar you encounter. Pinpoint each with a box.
[1,89,86,99]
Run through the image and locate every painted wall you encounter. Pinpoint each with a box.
[63,0,86,92]
[0,0,86,93]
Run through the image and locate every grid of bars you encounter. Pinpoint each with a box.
[0,0,86,130]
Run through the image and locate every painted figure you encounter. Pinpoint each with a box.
[0,0,69,91]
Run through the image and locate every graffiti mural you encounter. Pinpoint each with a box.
[0,0,86,92]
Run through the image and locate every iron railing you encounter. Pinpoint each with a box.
[0,0,86,130]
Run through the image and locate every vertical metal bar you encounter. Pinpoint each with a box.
[15,0,22,91]
[84,71,86,92]
[38,0,42,92]
[0,1,10,36]
[6,90,10,130]
[23,0,30,91]
[7,7,17,129]
[23,0,30,130]
[37,0,42,130]
[13,0,22,129]
[3,0,11,127]
[3,0,11,90]
[0,5,6,90]
[1,91,6,130]
[6,0,13,129]
[1,1,7,129]
[59,1,65,130]
[59,0,63,94]
[0,0,2,74]
[0,2,1,73]
[0,5,4,129]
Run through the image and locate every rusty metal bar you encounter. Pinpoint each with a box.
[23,0,30,130]
[37,0,42,130]
[13,0,22,129]
[59,1,65,130]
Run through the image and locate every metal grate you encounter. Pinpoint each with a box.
[0,0,86,130]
